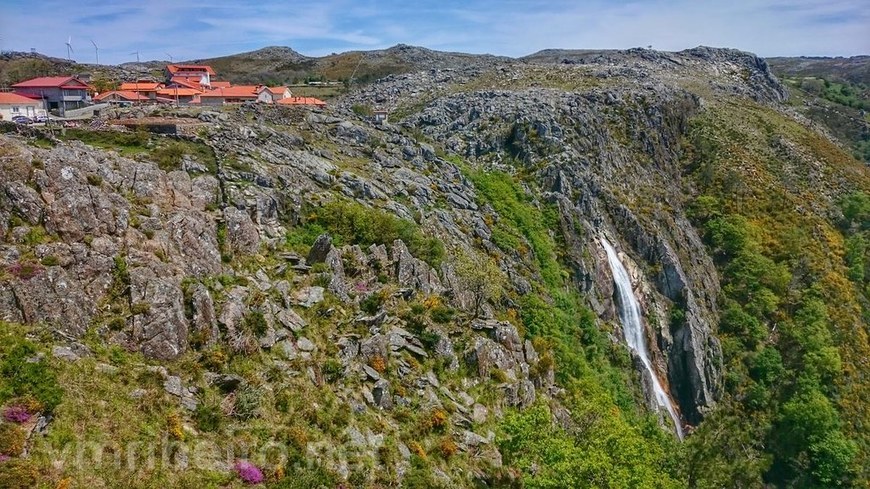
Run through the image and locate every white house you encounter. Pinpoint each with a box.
[256,86,292,103]
[0,92,45,121]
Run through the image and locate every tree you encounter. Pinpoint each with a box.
[455,250,506,318]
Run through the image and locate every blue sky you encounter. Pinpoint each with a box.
[1,0,867,65]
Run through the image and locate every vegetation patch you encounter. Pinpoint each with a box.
[286,200,444,267]
[680,102,869,487]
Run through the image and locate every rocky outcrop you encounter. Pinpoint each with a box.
[0,47,785,431]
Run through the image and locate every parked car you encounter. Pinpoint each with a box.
[34,115,49,123]
[11,115,33,124]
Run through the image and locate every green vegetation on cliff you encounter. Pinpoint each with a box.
[681,101,870,487]
[462,163,681,487]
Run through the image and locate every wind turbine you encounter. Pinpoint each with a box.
[65,37,73,61]
[91,39,99,64]
[166,52,174,63]
[130,51,140,63]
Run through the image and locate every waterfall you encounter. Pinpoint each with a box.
[601,238,685,440]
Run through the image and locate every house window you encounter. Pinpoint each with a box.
[11,106,19,113]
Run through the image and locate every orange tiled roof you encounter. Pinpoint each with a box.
[169,77,202,89]
[166,64,216,76]
[94,90,145,102]
[259,86,288,94]
[156,88,201,97]
[199,86,259,98]
[120,82,162,91]
[277,96,326,107]
[209,81,231,88]
[0,92,42,104]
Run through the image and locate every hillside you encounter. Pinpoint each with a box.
[192,44,509,86]
[0,45,868,489]
[767,56,870,86]
[767,56,870,163]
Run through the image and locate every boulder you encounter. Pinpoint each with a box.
[392,239,443,294]
[129,267,188,360]
[324,247,350,302]
[307,234,332,264]
[223,206,259,254]
[276,307,306,332]
[190,283,219,346]
[293,286,324,308]
[372,379,393,410]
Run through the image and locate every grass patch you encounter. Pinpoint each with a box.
[57,129,217,172]
[287,200,444,268]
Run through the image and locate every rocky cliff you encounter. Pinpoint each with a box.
[0,46,867,488]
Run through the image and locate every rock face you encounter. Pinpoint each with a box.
[0,47,791,434]
[358,58,735,423]
[128,267,188,359]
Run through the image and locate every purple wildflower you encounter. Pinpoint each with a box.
[6,261,43,280]
[353,281,369,293]
[234,460,265,485]
[0,455,10,463]
[2,405,31,423]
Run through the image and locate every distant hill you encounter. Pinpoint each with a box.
[191,44,507,86]
[767,56,870,163]
[767,56,870,85]
[0,51,162,89]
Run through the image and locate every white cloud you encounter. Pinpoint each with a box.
[0,0,865,64]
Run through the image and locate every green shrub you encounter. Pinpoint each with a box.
[21,226,49,246]
[306,201,444,267]
[0,458,39,489]
[194,398,223,433]
[233,385,261,420]
[360,293,384,315]
[86,174,103,186]
[130,302,151,315]
[0,332,62,412]
[400,455,448,489]
[242,311,268,336]
[322,359,343,383]
[429,305,455,324]
[351,104,374,117]
[151,142,186,171]
[419,329,440,349]
[271,463,339,488]
[0,424,25,456]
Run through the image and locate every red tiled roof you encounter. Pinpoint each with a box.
[120,82,162,91]
[277,96,326,107]
[199,86,259,98]
[12,76,90,89]
[0,93,42,104]
[209,81,231,88]
[166,64,216,75]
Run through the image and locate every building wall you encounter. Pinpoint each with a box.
[13,87,88,112]
[199,97,225,106]
[0,103,44,120]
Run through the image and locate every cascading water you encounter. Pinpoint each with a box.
[601,238,685,440]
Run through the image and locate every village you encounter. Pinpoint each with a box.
[0,63,327,123]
